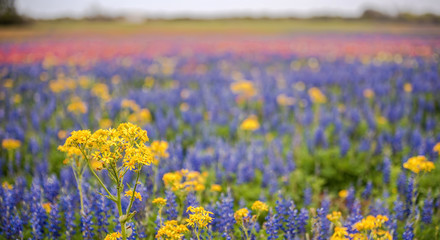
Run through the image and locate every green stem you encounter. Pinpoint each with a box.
[74,172,85,215]
[87,160,116,201]
[158,208,163,227]
[78,146,116,201]
[195,230,201,240]
[152,165,158,196]
[242,224,250,240]
[117,186,127,240]
[126,166,142,215]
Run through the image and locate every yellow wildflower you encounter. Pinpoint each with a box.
[91,160,104,171]
[230,81,257,98]
[353,215,388,232]
[104,232,122,240]
[42,203,51,214]
[433,142,440,155]
[276,94,295,106]
[156,220,189,240]
[338,190,348,198]
[91,83,110,101]
[121,99,140,111]
[150,140,170,165]
[99,118,113,129]
[330,227,349,240]
[403,155,435,174]
[363,89,375,99]
[308,87,327,104]
[2,139,21,150]
[3,79,13,88]
[234,208,250,224]
[251,201,269,214]
[186,206,213,230]
[210,184,222,192]
[153,197,167,207]
[404,83,412,93]
[67,97,87,114]
[2,181,13,190]
[327,211,342,222]
[125,190,142,201]
[59,130,91,150]
[240,115,260,131]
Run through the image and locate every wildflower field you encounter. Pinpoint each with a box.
[1,20,440,240]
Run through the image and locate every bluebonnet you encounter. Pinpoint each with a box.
[393,197,405,221]
[303,187,312,207]
[92,191,110,237]
[60,191,76,240]
[345,200,363,234]
[214,192,235,237]
[285,201,297,239]
[361,181,372,199]
[316,206,330,240]
[405,175,415,217]
[81,199,95,240]
[422,192,433,224]
[31,202,48,240]
[402,221,414,240]
[295,208,308,236]
[49,203,61,239]
[397,172,407,196]
[265,210,279,240]
[44,175,60,203]
[165,190,178,220]
[346,186,355,210]
[382,157,391,184]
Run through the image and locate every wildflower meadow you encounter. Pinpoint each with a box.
[1,21,440,240]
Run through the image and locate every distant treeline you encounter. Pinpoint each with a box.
[1,4,440,25]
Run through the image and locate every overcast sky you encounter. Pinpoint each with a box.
[16,0,440,19]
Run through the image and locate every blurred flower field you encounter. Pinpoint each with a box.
[1,21,440,239]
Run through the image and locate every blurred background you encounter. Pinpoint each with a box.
[1,0,440,36]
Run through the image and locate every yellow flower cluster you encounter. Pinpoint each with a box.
[353,215,388,232]
[308,87,327,104]
[230,81,257,98]
[2,181,13,190]
[240,115,260,131]
[121,99,140,111]
[150,140,169,165]
[91,83,110,101]
[433,142,440,155]
[162,170,207,192]
[330,227,349,240]
[104,232,122,240]
[339,190,348,198]
[403,155,435,174]
[276,94,296,106]
[124,190,142,201]
[59,123,153,171]
[156,220,189,240]
[49,78,77,93]
[153,197,167,207]
[234,208,250,224]
[363,89,375,99]
[210,184,222,192]
[327,211,342,222]
[251,201,269,213]
[67,97,88,114]
[127,108,152,126]
[42,203,51,214]
[2,139,21,150]
[350,229,391,240]
[186,206,213,230]
[404,83,413,93]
